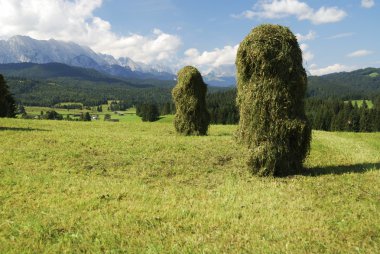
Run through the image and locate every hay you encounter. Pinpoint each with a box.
[236,24,311,176]
[172,66,210,135]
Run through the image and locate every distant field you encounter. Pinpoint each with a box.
[24,105,174,123]
[0,118,379,253]
[24,105,145,122]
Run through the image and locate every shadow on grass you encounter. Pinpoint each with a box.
[303,162,380,176]
[0,127,50,132]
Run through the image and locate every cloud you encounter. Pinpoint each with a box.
[327,32,354,39]
[232,0,346,24]
[295,32,315,64]
[347,50,374,58]
[309,64,356,76]
[0,0,181,65]
[296,31,316,42]
[361,0,375,8]
[183,45,239,74]
[300,43,314,62]
[185,41,315,74]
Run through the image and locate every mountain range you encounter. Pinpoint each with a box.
[0,35,239,86]
[1,35,380,94]
[0,35,175,81]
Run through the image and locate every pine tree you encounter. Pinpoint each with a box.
[161,102,171,115]
[343,101,354,131]
[80,112,91,121]
[236,24,311,176]
[374,109,380,132]
[84,112,92,121]
[374,95,380,110]
[141,104,159,122]
[350,105,360,132]
[359,108,372,132]
[0,74,16,117]
[104,114,111,121]
[17,104,26,115]
[362,100,368,109]
[136,104,160,122]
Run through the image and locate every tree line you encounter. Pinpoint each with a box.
[306,98,380,132]
[6,77,173,107]
[2,73,380,132]
[0,74,16,117]
[204,89,380,132]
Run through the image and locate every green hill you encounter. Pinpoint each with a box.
[0,118,379,253]
[0,62,138,84]
[308,67,380,99]
[6,77,174,106]
[3,64,380,106]
[0,63,177,106]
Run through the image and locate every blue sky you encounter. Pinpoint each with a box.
[0,0,379,75]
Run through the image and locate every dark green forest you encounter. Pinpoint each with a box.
[206,89,380,132]
[7,77,173,106]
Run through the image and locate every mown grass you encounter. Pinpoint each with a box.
[0,118,379,253]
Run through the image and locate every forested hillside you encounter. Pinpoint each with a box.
[0,63,176,106]
[8,77,173,106]
[2,64,380,131]
[308,68,380,99]
[3,64,380,106]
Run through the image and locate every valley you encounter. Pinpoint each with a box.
[0,1,379,253]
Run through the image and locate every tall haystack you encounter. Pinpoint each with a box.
[172,66,210,135]
[236,24,311,176]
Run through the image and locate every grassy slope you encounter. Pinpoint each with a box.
[0,118,379,253]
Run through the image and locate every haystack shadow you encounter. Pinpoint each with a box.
[0,127,50,132]
[303,162,380,177]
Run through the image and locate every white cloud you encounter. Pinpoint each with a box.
[296,31,316,42]
[327,32,354,39]
[0,0,181,65]
[347,49,374,57]
[296,32,315,64]
[299,43,314,62]
[232,0,346,24]
[309,6,347,24]
[183,45,239,74]
[309,63,318,69]
[309,64,356,76]
[361,0,375,8]
[303,51,314,63]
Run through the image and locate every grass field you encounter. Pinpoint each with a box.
[24,105,143,122]
[24,105,174,123]
[0,118,379,253]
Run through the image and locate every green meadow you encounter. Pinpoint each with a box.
[345,100,374,109]
[24,105,142,122]
[0,117,379,253]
